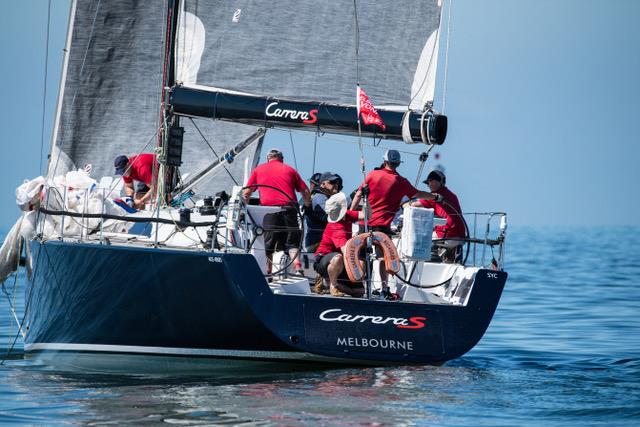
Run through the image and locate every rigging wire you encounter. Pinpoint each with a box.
[353,0,375,299]
[39,0,52,176]
[0,242,43,366]
[414,145,435,186]
[352,0,366,179]
[288,131,299,171]
[352,0,360,87]
[311,131,318,175]
[188,117,239,185]
[1,260,24,345]
[270,128,423,158]
[441,0,453,113]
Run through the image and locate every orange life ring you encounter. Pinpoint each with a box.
[343,231,401,282]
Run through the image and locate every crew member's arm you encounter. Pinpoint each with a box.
[134,190,153,209]
[124,181,135,197]
[401,178,441,206]
[242,171,258,202]
[356,205,370,220]
[350,189,362,210]
[414,190,442,201]
[300,188,311,207]
[241,187,254,201]
[292,171,311,207]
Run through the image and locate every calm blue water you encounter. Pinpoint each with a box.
[1,226,639,426]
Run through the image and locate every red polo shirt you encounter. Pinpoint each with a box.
[245,159,308,206]
[360,168,418,227]
[315,210,359,256]
[122,154,155,185]
[418,186,465,238]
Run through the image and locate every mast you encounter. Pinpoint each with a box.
[157,0,182,205]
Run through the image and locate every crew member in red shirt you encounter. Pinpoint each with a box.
[114,154,156,209]
[412,170,465,262]
[243,149,311,274]
[314,192,366,297]
[350,149,439,293]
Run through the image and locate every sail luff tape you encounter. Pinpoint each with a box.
[212,91,218,120]
[420,110,430,145]
[401,111,412,144]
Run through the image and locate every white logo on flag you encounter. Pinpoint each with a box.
[357,86,386,131]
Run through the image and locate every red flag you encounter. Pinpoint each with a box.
[357,86,386,131]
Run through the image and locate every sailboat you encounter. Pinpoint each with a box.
[6,0,508,370]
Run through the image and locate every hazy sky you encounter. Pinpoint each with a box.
[1,0,639,229]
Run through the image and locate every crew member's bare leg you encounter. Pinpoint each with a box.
[289,248,303,274]
[379,264,389,293]
[266,253,273,275]
[327,254,343,292]
[329,255,364,298]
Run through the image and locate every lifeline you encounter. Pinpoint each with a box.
[337,336,414,351]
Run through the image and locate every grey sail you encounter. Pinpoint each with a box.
[49,0,264,194]
[49,1,165,180]
[176,0,442,108]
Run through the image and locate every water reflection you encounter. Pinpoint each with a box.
[1,227,639,426]
[2,364,503,426]
[2,350,639,426]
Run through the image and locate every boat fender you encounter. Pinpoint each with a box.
[344,232,401,282]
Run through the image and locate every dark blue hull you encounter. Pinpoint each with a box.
[25,240,506,366]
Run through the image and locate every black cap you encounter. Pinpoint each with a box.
[423,170,445,184]
[114,155,128,175]
[309,172,322,186]
[320,172,340,183]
